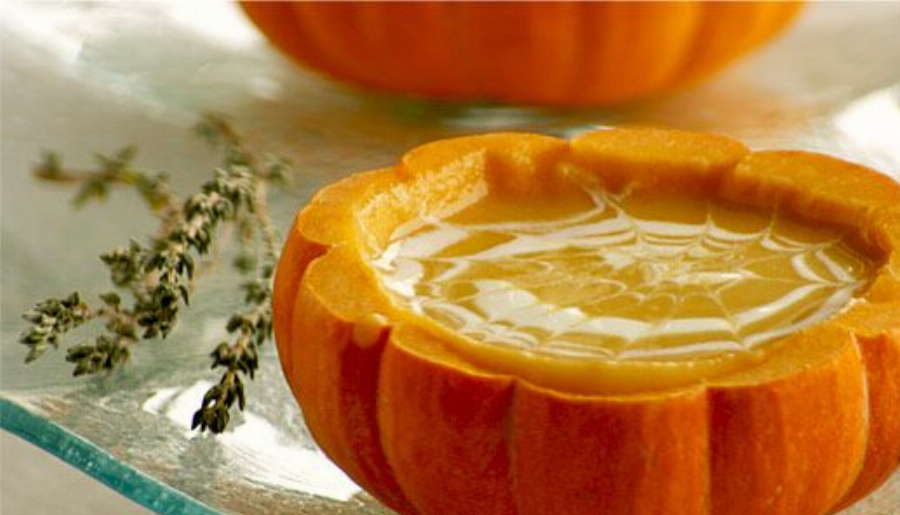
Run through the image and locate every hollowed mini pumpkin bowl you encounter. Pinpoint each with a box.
[273,128,900,515]
[241,2,803,106]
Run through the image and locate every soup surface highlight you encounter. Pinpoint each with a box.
[372,188,873,361]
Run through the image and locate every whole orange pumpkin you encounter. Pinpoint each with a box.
[273,129,900,515]
[241,1,803,106]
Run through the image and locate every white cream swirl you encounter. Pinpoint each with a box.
[371,191,872,361]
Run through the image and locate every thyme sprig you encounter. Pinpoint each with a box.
[18,114,288,433]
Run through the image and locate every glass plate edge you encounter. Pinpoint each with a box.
[0,397,219,515]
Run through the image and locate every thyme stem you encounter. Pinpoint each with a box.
[19,114,288,433]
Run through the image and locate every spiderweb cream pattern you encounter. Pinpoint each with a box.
[372,190,873,361]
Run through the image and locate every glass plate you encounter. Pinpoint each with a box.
[1,2,898,514]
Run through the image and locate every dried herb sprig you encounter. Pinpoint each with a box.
[19,114,288,433]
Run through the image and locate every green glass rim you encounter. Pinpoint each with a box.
[0,398,218,515]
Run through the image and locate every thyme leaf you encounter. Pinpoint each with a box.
[19,114,287,434]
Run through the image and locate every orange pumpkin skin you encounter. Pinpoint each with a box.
[241,2,803,106]
[273,129,900,515]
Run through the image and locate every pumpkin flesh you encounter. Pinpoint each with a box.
[273,129,900,515]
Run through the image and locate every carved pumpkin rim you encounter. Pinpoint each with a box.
[276,128,900,397]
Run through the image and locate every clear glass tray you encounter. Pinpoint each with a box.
[1,2,898,514]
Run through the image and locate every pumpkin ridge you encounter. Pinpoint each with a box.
[609,3,701,103]
[239,2,332,75]
[633,388,711,514]
[505,384,523,515]
[832,341,872,514]
[567,3,631,105]
[652,3,706,97]
[675,3,759,85]
[345,333,420,515]
[444,3,479,100]
[427,2,470,98]
[649,3,705,96]
[289,4,378,93]
[738,3,805,63]
[706,330,868,515]
[703,399,714,515]
[560,3,589,105]
[272,228,327,380]
[836,337,874,510]
[367,327,424,515]
[291,259,421,515]
[832,327,900,510]
[524,3,580,104]
[379,328,518,515]
[511,382,709,515]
